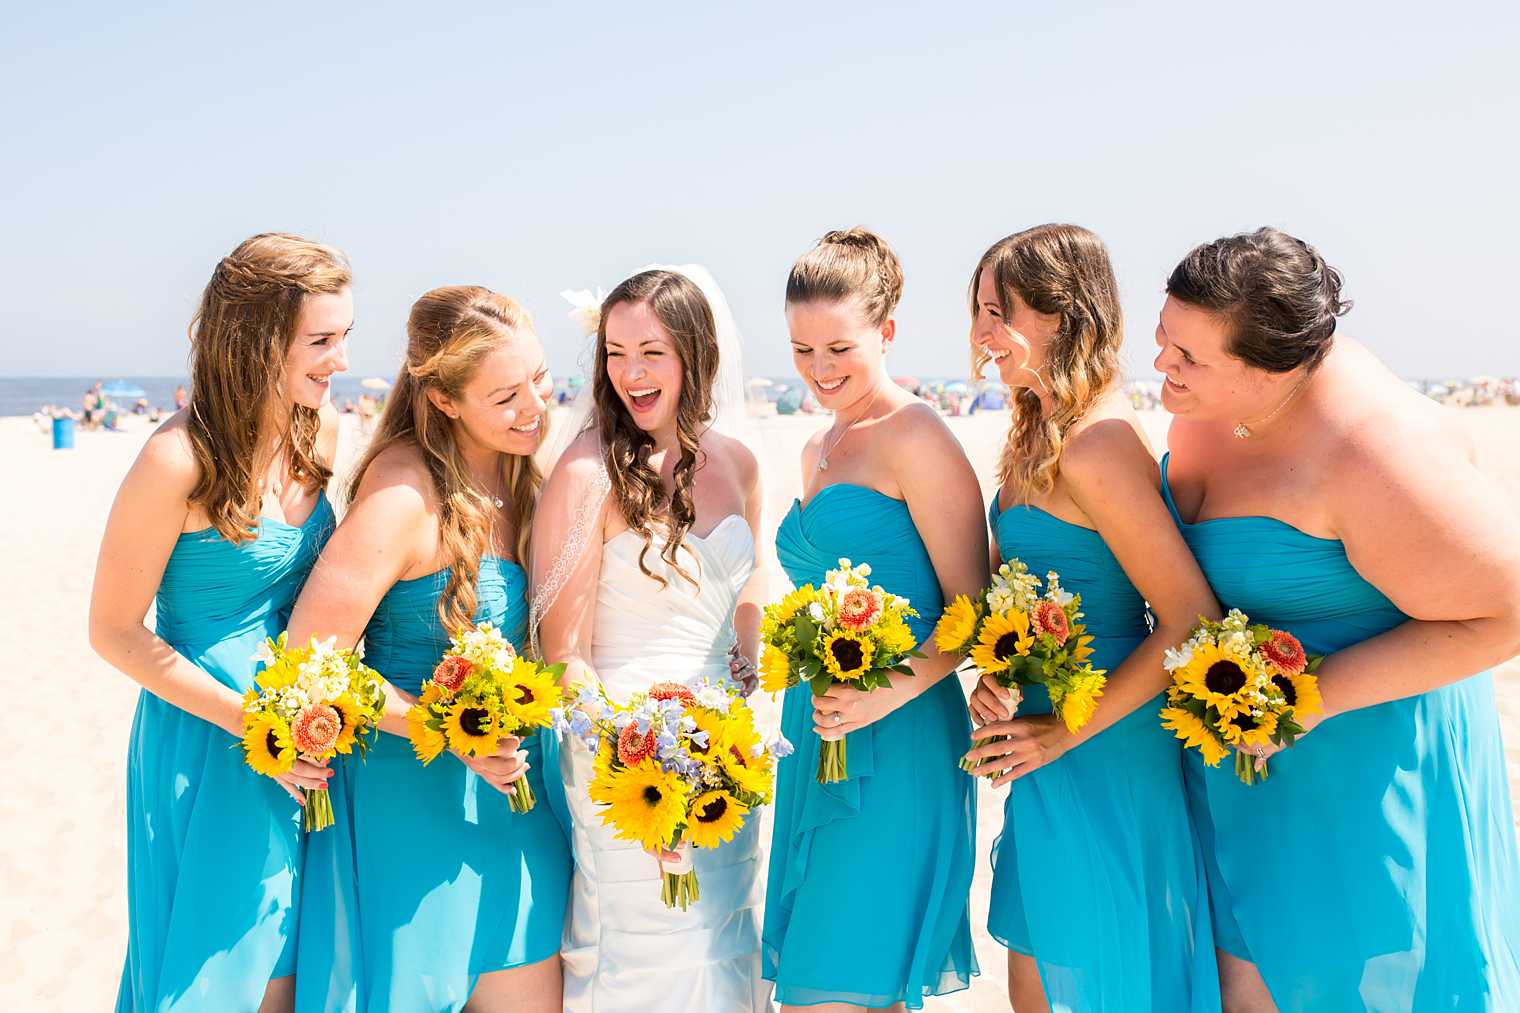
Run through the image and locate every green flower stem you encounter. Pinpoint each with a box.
[817,737,848,784]
[303,786,335,832]
[508,776,537,814]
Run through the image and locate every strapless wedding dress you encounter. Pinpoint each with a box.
[559,514,772,1012]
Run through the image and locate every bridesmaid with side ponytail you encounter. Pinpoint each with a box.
[288,287,571,1012]
[90,233,351,1011]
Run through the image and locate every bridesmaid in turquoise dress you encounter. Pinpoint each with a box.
[1155,228,1520,1010]
[763,229,986,1010]
[960,226,1220,1011]
[88,233,353,1011]
[287,286,571,1013]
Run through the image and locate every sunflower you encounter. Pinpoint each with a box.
[1173,641,1260,719]
[686,790,749,849]
[770,585,819,627]
[1218,709,1278,750]
[406,704,447,764]
[1271,671,1323,718]
[933,594,981,653]
[721,743,774,802]
[443,698,501,757]
[330,694,363,754]
[254,656,298,693]
[685,708,729,769]
[1051,670,1106,733]
[968,609,1033,676]
[502,659,559,730]
[242,712,296,776]
[876,616,918,658]
[590,758,688,851]
[759,644,794,694]
[1161,706,1229,767]
[821,630,875,681]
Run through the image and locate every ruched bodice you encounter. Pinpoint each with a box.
[775,484,942,642]
[591,514,755,699]
[154,497,334,659]
[763,483,977,1009]
[119,497,334,1012]
[991,501,1150,658]
[1160,453,1520,1010]
[362,556,526,693]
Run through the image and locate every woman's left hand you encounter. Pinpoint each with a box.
[728,642,759,697]
[812,679,913,739]
[962,713,1075,786]
[1245,707,1328,770]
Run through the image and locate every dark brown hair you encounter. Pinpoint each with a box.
[970,224,1124,499]
[594,270,720,588]
[349,286,542,632]
[1166,227,1351,373]
[187,232,351,544]
[785,227,904,326]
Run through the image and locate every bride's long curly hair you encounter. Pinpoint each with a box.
[593,270,719,589]
[970,224,1123,501]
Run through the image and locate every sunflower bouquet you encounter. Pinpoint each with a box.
[758,558,921,784]
[405,622,566,813]
[933,559,1106,772]
[562,676,788,909]
[242,633,385,831]
[1159,609,1323,785]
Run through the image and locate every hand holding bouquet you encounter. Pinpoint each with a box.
[241,634,385,831]
[758,558,920,783]
[405,622,566,813]
[933,559,1106,774]
[564,676,787,909]
[1160,609,1323,784]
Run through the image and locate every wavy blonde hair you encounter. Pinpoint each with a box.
[187,233,351,544]
[593,270,719,589]
[349,286,543,632]
[970,224,1123,500]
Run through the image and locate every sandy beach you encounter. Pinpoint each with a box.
[2,407,1517,1011]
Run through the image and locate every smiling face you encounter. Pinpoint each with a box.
[431,331,552,457]
[281,287,354,409]
[1153,295,1272,419]
[972,269,1060,392]
[785,299,893,413]
[603,299,684,439]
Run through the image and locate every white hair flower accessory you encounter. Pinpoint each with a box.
[561,287,606,337]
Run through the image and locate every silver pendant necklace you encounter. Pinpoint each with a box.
[817,389,880,471]
[1233,373,1310,439]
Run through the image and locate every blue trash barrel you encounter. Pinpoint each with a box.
[52,416,76,449]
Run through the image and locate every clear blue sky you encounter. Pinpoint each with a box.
[4,1,1517,381]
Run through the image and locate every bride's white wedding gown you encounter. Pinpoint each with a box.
[559,514,772,1012]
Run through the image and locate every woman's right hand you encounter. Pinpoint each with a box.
[968,672,1020,728]
[456,735,527,797]
[272,757,334,805]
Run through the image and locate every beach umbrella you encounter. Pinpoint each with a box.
[360,377,391,391]
[102,381,146,399]
[944,380,969,394]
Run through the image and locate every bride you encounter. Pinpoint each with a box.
[530,265,773,1011]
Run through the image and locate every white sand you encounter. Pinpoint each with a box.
[2,407,1516,1011]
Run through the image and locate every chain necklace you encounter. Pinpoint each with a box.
[1232,373,1310,439]
[817,388,881,471]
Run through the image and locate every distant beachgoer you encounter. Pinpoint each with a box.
[173,384,188,410]
[134,398,149,415]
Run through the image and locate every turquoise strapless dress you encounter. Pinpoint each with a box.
[762,484,978,1009]
[1160,454,1520,1011]
[296,558,572,1013]
[987,500,1218,1012]
[117,497,334,1012]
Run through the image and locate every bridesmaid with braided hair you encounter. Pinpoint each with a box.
[89,233,352,1011]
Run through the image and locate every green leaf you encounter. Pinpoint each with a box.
[810,673,834,696]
